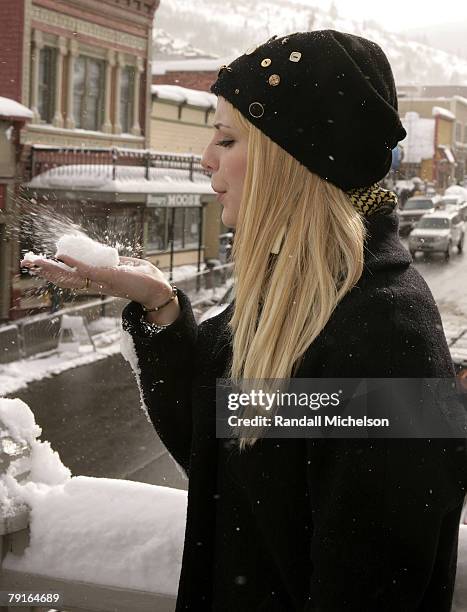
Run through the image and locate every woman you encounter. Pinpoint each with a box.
[23,30,466,611]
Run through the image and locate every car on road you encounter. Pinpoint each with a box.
[397,195,442,235]
[439,194,467,221]
[408,210,465,260]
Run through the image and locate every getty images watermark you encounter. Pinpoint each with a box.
[215,378,467,439]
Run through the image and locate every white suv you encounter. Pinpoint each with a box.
[408,210,465,260]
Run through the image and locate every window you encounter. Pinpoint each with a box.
[184,207,200,248]
[173,208,184,249]
[455,122,463,143]
[37,46,56,123]
[147,208,168,251]
[73,55,105,131]
[147,207,201,251]
[120,66,135,133]
[464,124,467,144]
[404,198,435,210]
[416,217,449,229]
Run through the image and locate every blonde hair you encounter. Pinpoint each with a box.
[223,101,367,452]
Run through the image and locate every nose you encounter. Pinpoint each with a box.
[201,143,217,174]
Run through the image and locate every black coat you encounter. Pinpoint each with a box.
[122,210,466,611]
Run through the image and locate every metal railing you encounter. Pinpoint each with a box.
[29,146,211,182]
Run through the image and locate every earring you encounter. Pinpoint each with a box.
[270,224,286,254]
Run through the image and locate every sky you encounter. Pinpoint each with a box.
[297,0,467,31]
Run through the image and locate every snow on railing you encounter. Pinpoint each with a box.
[0,397,185,611]
[29,146,211,183]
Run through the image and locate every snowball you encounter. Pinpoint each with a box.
[56,234,119,268]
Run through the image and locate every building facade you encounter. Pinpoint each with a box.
[2,0,159,149]
[148,83,229,268]
[0,0,159,319]
[398,92,467,183]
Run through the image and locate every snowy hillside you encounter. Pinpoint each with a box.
[153,0,467,86]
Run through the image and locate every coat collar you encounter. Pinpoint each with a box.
[362,209,411,274]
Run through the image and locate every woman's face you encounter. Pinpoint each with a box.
[201,96,249,228]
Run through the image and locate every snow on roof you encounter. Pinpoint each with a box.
[152,84,217,109]
[432,106,455,121]
[152,57,235,75]
[0,97,33,120]
[27,164,215,195]
[401,112,435,164]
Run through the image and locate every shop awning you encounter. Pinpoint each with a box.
[26,165,214,196]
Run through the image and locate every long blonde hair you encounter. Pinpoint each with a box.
[224,102,367,452]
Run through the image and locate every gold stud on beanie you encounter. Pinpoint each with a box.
[210,29,407,192]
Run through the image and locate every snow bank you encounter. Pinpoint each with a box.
[0,398,71,505]
[4,476,186,595]
[0,397,186,596]
[56,234,119,268]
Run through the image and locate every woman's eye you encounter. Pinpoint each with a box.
[216,139,234,147]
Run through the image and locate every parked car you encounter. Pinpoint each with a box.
[408,210,465,260]
[397,195,441,235]
[439,194,467,221]
[198,283,235,324]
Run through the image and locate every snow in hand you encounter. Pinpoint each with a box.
[22,251,74,272]
[0,397,186,596]
[55,234,120,268]
[22,251,46,264]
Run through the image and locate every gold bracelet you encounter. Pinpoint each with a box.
[142,284,178,313]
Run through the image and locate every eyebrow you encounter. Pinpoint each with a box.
[213,122,232,130]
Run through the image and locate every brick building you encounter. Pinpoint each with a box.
[0,0,159,149]
[0,0,160,319]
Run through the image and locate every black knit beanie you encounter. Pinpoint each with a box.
[210,30,406,191]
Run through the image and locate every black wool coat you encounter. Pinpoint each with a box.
[122,210,467,612]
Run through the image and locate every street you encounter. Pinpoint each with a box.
[405,241,467,319]
[9,353,188,491]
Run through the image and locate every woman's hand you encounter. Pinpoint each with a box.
[20,255,174,310]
